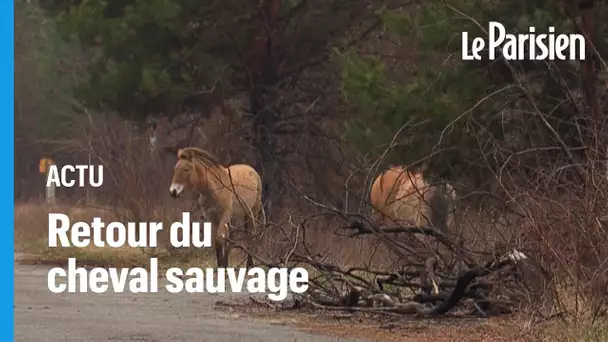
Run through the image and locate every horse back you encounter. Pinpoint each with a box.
[371,166,435,224]
[371,166,410,220]
[225,164,263,213]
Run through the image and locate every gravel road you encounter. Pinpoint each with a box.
[14,255,371,342]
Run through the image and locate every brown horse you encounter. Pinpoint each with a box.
[168,147,265,269]
[370,165,457,235]
[370,165,458,293]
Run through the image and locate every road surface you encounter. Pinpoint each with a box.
[14,255,370,342]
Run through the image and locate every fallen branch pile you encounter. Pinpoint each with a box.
[228,211,552,318]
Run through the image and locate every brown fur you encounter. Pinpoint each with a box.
[370,165,457,245]
[170,147,265,268]
[370,165,461,295]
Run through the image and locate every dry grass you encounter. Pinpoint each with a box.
[14,200,393,271]
[15,201,211,269]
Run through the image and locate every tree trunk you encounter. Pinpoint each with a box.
[249,0,280,221]
[579,0,602,176]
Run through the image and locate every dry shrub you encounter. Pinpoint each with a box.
[512,182,608,319]
[254,212,394,270]
[16,107,607,323]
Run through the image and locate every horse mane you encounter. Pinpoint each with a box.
[177,147,222,167]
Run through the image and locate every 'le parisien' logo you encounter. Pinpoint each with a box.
[462,21,586,61]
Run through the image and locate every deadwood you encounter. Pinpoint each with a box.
[224,206,548,318]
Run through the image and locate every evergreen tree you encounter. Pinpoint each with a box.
[335,0,606,188]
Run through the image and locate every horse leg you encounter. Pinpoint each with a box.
[222,223,232,269]
[244,214,257,270]
[215,243,225,268]
[215,220,230,268]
